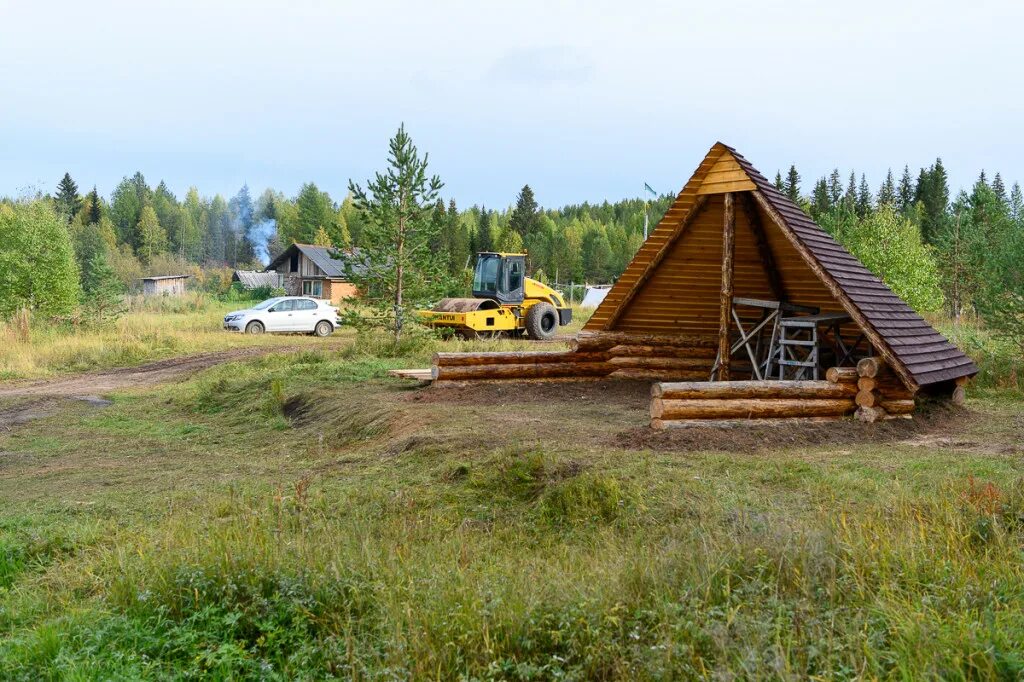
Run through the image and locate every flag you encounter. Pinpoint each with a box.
[643,182,657,196]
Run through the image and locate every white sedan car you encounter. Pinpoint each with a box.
[223,296,340,336]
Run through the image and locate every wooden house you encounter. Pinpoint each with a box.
[426,143,978,426]
[265,243,361,304]
[140,275,189,297]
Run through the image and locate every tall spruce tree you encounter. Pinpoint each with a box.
[897,165,914,214]
[54,172,82,222]
[774,171,784,191]
[914,158,950,244]
[811,177,831,221]
[345,124,446,342]
[878,169,896,207]
[992,172,1007,205]
[856,174,873,217]
[843,171,857,212]
[509,184,540,242]
[1009,182,1024,223]
[476,206,493,252]
[784,165,801,203]
[87,186,102,224]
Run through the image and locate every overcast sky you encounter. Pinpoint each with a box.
[2,0,1022,208]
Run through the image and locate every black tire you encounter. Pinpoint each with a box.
[525,302,558,340]
[245,321,265,335]
[314,320,334,337]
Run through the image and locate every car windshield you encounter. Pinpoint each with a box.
[252,297,283,310]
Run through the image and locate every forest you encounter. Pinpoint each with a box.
[1,152,1022,348]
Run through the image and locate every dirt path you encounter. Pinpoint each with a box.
[0,343,348,399]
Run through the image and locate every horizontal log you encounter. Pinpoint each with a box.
[609,369,709,382]
[571,330,717,352]
[651,416,842,429]
[651,398,856,420]
[826,367,859,384]
[607,356,711,370]
[432,361,613,381]
[432,351,607,367]
[607,344,718,359]
[856,356,890,379]
[856,376,913,396]
[881,399,915,415]
[652,380,857,400]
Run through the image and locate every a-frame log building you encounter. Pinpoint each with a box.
[584,142,977,394]
[428,143,976,424]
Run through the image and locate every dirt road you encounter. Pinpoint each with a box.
[0,344,343,429]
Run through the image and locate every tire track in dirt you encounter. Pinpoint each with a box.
[0,342,345,429]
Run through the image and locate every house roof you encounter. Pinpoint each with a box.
[265,243,364,278]
[232,270,284,289]
[584,142,977,390]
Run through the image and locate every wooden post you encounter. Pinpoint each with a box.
[718,193,736,380]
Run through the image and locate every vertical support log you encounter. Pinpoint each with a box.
[718,193,736,381]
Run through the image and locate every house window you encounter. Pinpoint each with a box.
[302,280,323,297]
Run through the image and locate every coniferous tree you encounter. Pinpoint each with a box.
[784,165,801,203]
[992,172,1007,205]
[345,124,446,342]
[295,183,336,245]
[110,172,151,249]
[843,171,857,212]
[877,169,896,207]
[914,158,949,244]
[810,177,831,221]
[87,186,102,224]
[827,169,843,207]
[54,172,82,222]
[774,171,784,191]
[476,206,493,253]
[509,184,540,242]
[1009,182,1024,223]
[856,174,873,217]
[230,184,257,263]
[897,165,914,214]
[81,252,126,323]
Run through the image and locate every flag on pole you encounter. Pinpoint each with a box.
[643,182,657,197]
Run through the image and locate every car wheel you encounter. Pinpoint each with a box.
[525,302,558,340]
[245,321,265,335]
[314,320,334,337]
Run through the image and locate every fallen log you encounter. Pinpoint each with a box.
[652,380,856,400]
[432,351,607,367]
[431,361,612,381]
[607,344,718,359]
[652,416,842,429]
[651,397,856,420]
[826,367,859,384]
[606,356,711,370]
[571,330,717,352]
[856,356,890,379]
[609,369,709,382]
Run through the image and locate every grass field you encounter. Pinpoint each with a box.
[1,330,1023,678]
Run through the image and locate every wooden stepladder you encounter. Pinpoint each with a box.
[770,312,852,380]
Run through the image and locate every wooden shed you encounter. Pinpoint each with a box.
[140,275,189,297]
[427,143,977,426]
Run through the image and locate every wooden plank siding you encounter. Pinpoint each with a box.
[584,142,978,390]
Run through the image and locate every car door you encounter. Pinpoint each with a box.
[293,298,320,332]
[265,299,295,331]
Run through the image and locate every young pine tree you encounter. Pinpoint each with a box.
[346,124,446,343]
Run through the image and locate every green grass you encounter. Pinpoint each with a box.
[1,342,1023,679]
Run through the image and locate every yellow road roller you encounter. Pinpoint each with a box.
[417,252,572,339]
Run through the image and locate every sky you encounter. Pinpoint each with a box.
[2,0,1023,209]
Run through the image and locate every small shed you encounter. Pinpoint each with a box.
[265,243,363,304]
[140,275,189,297]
